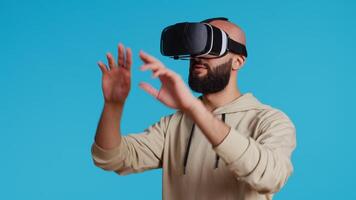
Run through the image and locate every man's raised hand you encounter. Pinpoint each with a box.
[98,43,132,105]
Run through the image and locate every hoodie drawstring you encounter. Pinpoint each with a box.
[183,113,226,175]
[183,123,195,175]
[215,113,225,169]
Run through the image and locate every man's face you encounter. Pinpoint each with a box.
[188,56,233,94]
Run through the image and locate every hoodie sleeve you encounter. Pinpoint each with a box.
[91,114,173,175]
[213,109,296,194]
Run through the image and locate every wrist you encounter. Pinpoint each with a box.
[184,99,204,117]
[104,101,124,110]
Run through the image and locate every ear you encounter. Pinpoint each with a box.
[232,55,245,71]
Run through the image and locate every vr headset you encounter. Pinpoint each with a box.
[160,17,247,60]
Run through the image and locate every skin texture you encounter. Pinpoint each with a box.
[94,20,247,149]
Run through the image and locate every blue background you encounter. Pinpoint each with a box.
[1,0,355,199]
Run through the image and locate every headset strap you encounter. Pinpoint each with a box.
[228,38,248,57]
[201,17,229,23]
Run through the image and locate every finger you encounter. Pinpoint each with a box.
[163,69,180,82]
[118,43,125,67]
[140,63,162,72]
[139,50,161,64]
[106,53,116,69]
[125,47,132,70]
[152,68,167,78]
[98,61,108,73]
[139,82,159,98]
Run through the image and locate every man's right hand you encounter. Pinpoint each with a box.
[98,43,132,105]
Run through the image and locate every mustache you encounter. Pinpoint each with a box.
[190,60,210,68]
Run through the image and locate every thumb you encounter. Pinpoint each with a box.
[139,82,159,98]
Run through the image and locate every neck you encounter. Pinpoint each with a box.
[201,82,242,112]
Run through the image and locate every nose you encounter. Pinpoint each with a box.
[190,57,201,62]
[191,57,202,64]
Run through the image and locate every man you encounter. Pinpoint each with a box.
[91,18,296,200]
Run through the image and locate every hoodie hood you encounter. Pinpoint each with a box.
[198,92,270,115]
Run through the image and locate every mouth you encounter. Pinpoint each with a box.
[193,64,207,69]
[193,65,207,74]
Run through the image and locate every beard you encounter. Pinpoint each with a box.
[188,58,232,94]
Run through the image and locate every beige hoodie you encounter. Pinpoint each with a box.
[91,93,296,200]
